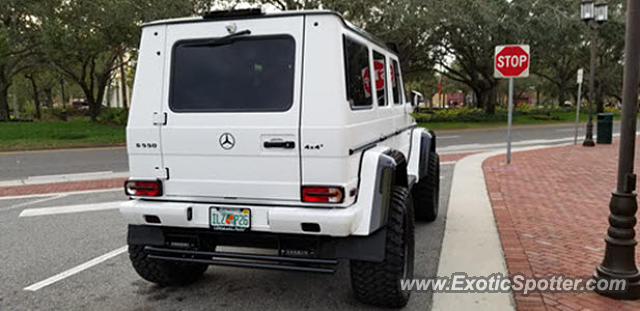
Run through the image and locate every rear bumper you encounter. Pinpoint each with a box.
[127,224,387,263]
[120,199,363,237]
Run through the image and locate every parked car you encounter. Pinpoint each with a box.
[121,9,440,308]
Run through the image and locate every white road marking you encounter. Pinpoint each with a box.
[0,171,129,187]
[23,246,128,291]
[438,132,634,154]
[441,161,457,165]
[2,194,67,211]
[439,135,460,139]
[555,128,580,132]
[0,188,121,201]
[19,201,123,217]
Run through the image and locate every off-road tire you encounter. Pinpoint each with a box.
[350,186,415,308]
[128,245,208,286]
[412,152,440,222]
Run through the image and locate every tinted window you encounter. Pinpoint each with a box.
[373,51,387,106]
[391,60,402,105]
[343,36,372,108]
[170,36,295,112]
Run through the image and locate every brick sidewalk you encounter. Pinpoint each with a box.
[0,178,125,197]
[484,140,640,311]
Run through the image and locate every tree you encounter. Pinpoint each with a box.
[523,0,585,107]
[38,0,214,121]
[0,0,40,120]
[427,0,532,114]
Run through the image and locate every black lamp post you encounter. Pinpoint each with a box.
[593,0,640,300]
[580,0,607,147]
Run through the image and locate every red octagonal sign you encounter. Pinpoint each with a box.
[494,45,530,78]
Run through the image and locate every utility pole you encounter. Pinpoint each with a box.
[593,0,640,299]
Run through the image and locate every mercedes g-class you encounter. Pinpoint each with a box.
[121,9,439,308]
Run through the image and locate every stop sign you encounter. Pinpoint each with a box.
[494,45,530,78]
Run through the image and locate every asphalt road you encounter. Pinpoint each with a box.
[436,121,630,154]
[0,147,129,181]
[0,163,453,310]
[0,121,628,181]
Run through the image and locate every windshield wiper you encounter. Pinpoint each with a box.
[184,29,252,47]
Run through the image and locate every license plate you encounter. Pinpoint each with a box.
[211,207,251,231]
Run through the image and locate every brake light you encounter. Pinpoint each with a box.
[301,186,344,203]
[125,180,163,197]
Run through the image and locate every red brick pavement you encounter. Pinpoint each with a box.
[0,178,125,198]
[484,140,640,311]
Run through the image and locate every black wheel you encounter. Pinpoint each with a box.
[350,186,415,308]
[412,152,440,222]
[128,245,208,286]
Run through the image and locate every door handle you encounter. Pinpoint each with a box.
[264,141,295,149]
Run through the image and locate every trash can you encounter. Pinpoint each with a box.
[597,113,614,144]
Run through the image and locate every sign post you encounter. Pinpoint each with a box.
[494,44,530,164]
[574,68,584,145]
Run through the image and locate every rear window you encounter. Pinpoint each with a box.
[170,35,295,112]
[343,36,372,108]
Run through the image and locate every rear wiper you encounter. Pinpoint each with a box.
[184,29,252,47]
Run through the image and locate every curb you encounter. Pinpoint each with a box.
[0,171,130,187]
[0,144,125,154]
[432,144,570,311]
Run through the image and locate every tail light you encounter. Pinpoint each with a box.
[125,180,163,197]
[301,186,344,203]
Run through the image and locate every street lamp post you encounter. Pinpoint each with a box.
[593,0,640,299]
[580,0,607,147]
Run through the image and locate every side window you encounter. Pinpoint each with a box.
[373,51,387,106]
[343,36,372,108]
[391,60,402,105]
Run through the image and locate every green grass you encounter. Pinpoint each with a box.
[0,118,125,151]
[422,111,621,131]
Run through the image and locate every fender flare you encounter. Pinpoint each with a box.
[418,130,437,179]
[355,147,409,235]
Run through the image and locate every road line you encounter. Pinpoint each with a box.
[441,161,457,165]
[23,246,128,291]
[2,194,67,211]
[438,135,460,139]
[0,171,129,187]
[438,131,635,154]
[19,201,123,217]
[0,188,121,201]
[0,146,125,155]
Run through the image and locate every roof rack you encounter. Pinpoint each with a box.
[202,8,264,20]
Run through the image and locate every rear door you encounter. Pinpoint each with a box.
[160,17,303,201]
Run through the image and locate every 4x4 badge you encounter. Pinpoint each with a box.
[219,133,236,150]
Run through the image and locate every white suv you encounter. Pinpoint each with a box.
[121,9,439,308]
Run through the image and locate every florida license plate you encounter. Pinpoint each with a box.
[211,207,251,231]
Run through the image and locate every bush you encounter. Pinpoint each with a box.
[41,107,89,121]
[413,108,507,123]
[97,108,128,125]
[604,106,621,114]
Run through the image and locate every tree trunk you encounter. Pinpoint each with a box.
[44,88,54,108]
[27,75,41,120]
[119,55,128,110]
[0,85,10,121]
[558,89,566,108]
[60,78,67,109]
[487,87,496,115]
